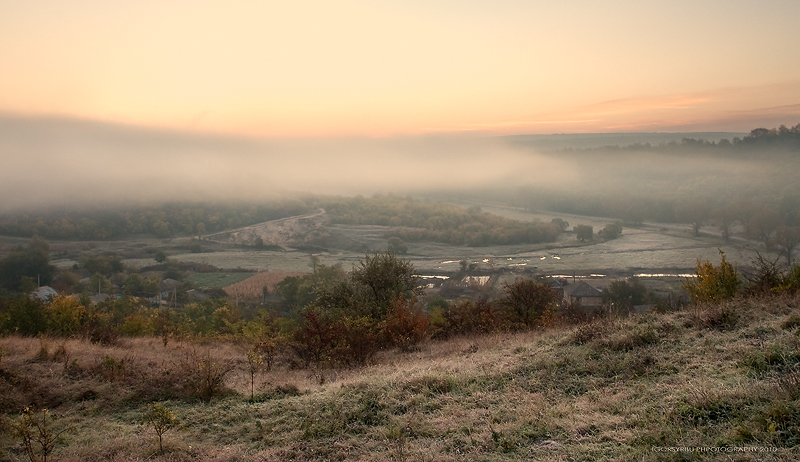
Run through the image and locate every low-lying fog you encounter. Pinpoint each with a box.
[1,114,795,213]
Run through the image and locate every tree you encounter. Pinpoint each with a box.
[598,222,623,240]
[498,278,558,329]
[79,254,124,276]
[551,218,569,231]
[574,225,593,242]
[602,278,648,311]
[675,200,710,237]
[0,236,56,293]
[246,350,264,401]
[746,208,781,248]
[144,402,176,454]
[779,194,800,227]
[712,204,738,243]
[387,237,408,255]
[308,255,320,275]
[774,226,800,266]
[152,220,171,238]
[350,251,420,319]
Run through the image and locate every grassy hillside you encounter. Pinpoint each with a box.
[1,294,799,461]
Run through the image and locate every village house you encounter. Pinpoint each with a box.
[563,281,603,310]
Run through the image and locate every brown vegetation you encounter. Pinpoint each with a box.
[0,291,798,460]
[222,271,304,299]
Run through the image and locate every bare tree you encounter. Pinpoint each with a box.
[774,226,800,266]
[747,208,781,248]
[712,204,738,243]
[675,200,710,237]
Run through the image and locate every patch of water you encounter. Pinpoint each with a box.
[634,273,696,278]
[463,276,491,285]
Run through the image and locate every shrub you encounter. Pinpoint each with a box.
[383,295,429,352]
[260,383,301,400]
[245,310,291,371]
[97,355,128,382]
[336,316,382,366]
[190,350,232,402]
[45,295,86,337]
[693,303,739,330]
[744,253,784,295]
[386,237,408,255]
[11,407,71,462]
[435,299,498,338]
[604,325,659,351]
[33,338,52,362]
[683,250,740,304]
[781,314,800,330]
[291,308,341,367]
[570,320,609,345]
[779,264,800,293]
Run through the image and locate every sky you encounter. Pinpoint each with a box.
[2,0,800,138]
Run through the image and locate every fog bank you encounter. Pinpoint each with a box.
[0,115,569,212]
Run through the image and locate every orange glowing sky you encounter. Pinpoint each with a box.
[2,0,799,137]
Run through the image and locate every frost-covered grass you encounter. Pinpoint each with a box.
[1,293,800,461]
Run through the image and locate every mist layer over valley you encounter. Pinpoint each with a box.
[4,115,798,220]
[2,115,799,285]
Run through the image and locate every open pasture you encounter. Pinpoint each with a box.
[118,208,779,280]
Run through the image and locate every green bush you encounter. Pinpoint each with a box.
[683,250,740,304]
[144,402,177,453]
[598,222,623,240]
[11,407,71,462]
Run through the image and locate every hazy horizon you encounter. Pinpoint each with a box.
[2,113,794,215]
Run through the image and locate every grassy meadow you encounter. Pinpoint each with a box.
[1,293,799,461]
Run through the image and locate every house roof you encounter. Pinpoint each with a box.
[186,289,210,300]
[564,281,602,297]
[30,286,58,302]
[91,293,110,304]
[160,278,181,291]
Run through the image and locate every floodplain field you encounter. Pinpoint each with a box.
[115,207,778,281]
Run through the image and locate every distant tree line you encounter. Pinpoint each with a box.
[321,195,562,246]
[0,195,564,247]
[0,200,313,240]
[556,124,800,155]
